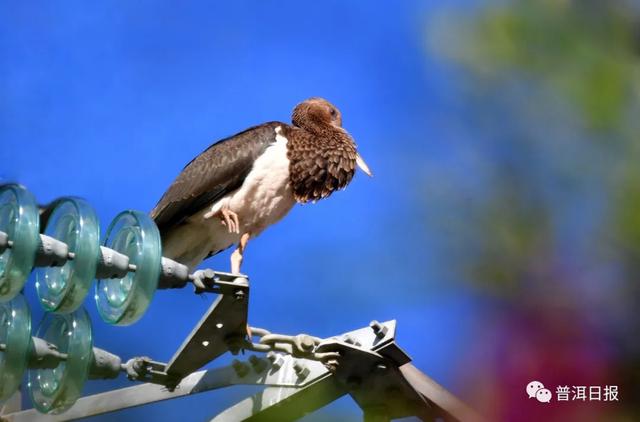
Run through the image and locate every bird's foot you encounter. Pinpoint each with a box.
[204,208,240,234]
[230,233,250,274]
[231,249,242,274]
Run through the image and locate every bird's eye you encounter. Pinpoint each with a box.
[330,108,337,117]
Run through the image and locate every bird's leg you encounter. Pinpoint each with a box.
[230,232,250,274]
[204,207,240,234]
[230,233,252,339]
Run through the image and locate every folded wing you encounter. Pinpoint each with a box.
[150,122,283,234]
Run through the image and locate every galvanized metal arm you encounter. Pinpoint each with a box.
[1,260,481,422]
[3,317,483,422]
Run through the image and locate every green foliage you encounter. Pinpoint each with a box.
[467,175,552,295]
[615,162,640,256]
[448,0,639,130]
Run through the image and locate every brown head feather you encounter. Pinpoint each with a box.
[286,98,357,203]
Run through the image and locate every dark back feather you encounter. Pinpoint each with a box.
[150,122,283,233]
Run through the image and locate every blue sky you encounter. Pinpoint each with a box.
[1,2,479,420]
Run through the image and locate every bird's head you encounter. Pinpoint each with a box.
[292,97,343,131]
[291,97,373,177]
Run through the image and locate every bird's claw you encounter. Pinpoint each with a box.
[219,209,240,234]
[204,208,240,233]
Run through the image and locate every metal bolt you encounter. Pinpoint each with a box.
[234,289,245,302]
[373,363,387,372]
[231,359,250,378]
[248,355,267,373]
[342,335,361,346]
[293,334,316,353]
[293,361,310,380]
[299,335,315,351]
[324,359,339,372]
[266,351,285,370]
[369,320,388,339]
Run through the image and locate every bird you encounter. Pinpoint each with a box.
[150,97,372,275]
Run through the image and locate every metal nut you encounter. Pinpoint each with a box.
[248,355,267,373]
[266,351,285,370]
[234,289,245,301]
[231,359,250,378]
[299,335,315,351]
[324,359,339,372]
[293,361,310,380]
[342,335,361,346]
[369,320,388,339]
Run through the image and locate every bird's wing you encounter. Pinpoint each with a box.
[151,122,284,233]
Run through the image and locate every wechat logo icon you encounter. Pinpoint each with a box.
[526,380,551,403]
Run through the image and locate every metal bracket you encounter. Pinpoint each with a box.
[316,340,433,420]
[163,275,249,384]
[2,354,331,422]
[1,319,482,422]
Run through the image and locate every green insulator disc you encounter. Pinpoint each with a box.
[0,184,40,302]
[28,308,92,414]
[0,294,31,402]
[95,210,161,326]
[36,198,100,313]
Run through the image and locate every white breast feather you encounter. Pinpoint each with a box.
[227,125,295,233]
[162,126,296,269]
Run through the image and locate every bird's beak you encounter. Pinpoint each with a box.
[356,153,373,177]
